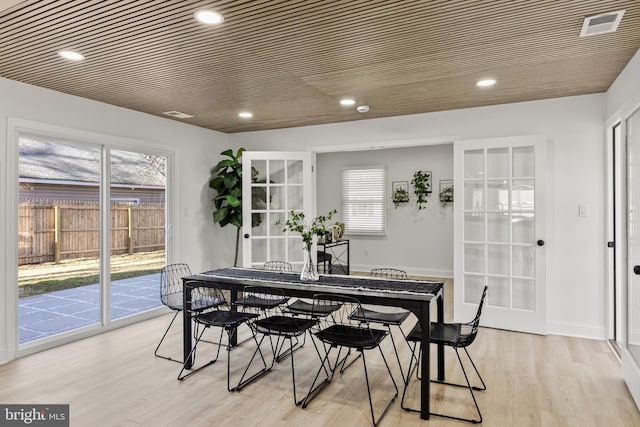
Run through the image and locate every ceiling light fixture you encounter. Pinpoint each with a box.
[238,111,253,119]
[58,50,85,61]
[340,98,356,106]
[194,9,224,25]
[356,105,369,113]
[476,79,496,87]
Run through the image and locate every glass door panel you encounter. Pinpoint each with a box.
[109,149,166,321]
[18,136,102,343]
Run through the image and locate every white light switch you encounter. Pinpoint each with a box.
[578,204,588,217]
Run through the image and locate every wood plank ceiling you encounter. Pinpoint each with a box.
[1,0,639,133]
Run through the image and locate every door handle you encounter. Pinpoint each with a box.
[537,240,545,247]
[634,266,640,275]
[244,233,250,239]
[607,241,615,248]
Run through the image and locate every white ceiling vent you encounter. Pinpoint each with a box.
[580,10,625,37]
[162,110,194,119]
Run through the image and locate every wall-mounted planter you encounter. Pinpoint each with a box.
[412,170,432,209]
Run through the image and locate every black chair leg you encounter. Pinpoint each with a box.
[362,347,399,427]
[300,340,337,409]
[400,341,420,411]
[429,348,483,424]
[154,311,182,363]
[177,325,224,380]
[401,344,484,424]
[233,332,272,391]
[430,347,486,391]
[386,325,407,380]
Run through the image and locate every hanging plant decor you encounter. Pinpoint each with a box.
[411,170,432,210]
[439,179,454,208]
[391,181,409,208]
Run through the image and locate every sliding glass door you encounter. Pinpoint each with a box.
[17,133,169,346]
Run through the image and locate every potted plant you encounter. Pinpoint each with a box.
[411,170,431,210]
[209,148,265,266]
[439,184,454,208]
[392,186,409,208]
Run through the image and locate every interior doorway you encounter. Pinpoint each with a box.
[608,121,624,354]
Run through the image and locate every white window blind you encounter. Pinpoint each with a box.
[341,167,386,235]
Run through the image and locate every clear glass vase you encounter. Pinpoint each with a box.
[300,247,319,281]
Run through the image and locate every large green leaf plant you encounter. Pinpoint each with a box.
[209,148,246,266]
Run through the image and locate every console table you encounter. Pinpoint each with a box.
[318,239,349,274]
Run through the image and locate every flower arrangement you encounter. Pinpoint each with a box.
[277,209,337,281]
[278,209,338,250]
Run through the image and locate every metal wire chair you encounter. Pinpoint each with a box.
[401,286,488,424]
[346,268,413,379]
[177,282,261,388]
[301,294,399,427]
[263,261,293,272]
[233,286,319,403]
[154,263,225,363]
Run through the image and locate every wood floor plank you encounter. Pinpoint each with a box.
[1,278,639,426]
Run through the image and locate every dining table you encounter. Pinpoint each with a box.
[182,267,445,420]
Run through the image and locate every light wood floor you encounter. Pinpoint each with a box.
[1,279,639,427]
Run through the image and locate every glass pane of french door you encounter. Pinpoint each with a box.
[242,152,311,271]
[18,136,102,343]
[109,149,166,320]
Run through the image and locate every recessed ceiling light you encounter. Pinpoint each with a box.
[238,111,253,119]
[476,79,496,87]
[340,98,356,106]
[58,50,84,61]
[194,10,224,25]
[356,105,370,113]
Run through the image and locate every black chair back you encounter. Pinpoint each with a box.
[263,261,293,272]
[160,263,191,310]
[370,268,408,279]
[457,286,488,347]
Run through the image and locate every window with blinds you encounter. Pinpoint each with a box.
[341,167,386,235]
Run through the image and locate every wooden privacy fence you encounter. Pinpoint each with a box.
[19,200,165,265]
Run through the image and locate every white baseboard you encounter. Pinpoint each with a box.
[350,263,453,278]
[547,320,606,340]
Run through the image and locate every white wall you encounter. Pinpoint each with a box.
[0,77,230,363]
[606,49,640,119]
[232,93,607,339]
[316,144,454,276]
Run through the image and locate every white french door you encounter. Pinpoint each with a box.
[624,106,640,407]
[242,151,314,270]
[454,135,547,334]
